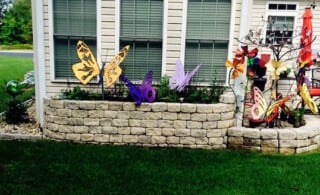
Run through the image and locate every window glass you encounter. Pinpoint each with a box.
[185,0,231,81]
[53,0,97,80]
[120,0,163,81]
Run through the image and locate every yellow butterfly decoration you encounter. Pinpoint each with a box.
[266,60,287,80]
[104,45,130,88]
[72,41,100,85]
[300,83,318,114]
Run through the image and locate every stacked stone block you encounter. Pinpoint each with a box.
[44,99,235,149]
[228,126,320,154]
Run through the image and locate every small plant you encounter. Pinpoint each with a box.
[4,80,29,124]
[288,107,305,128]
[279,68,291,78]
[61,86,96,100]
[156,75,178,102]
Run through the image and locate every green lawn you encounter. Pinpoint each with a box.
[0,44,33,50]
[0,56,34,112]
[1,140,320,194]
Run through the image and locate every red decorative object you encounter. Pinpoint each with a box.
[298,7,313,66]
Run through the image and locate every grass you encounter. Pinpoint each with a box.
[1,140,320,194]
[0,56,34,112]
[0,44,33,50]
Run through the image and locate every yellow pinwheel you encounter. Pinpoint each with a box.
[266,60,287,80]
[225,49,245,79]
[225,57,245,79]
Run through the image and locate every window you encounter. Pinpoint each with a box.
[120,0,163,81]
[53,0,97,80]
[185,0,231,82]
[268,3,296,10]
[265,3,297,45]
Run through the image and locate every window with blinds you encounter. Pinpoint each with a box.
[120,0,163,81]
[53,0,97,80]
[185,0,231,82]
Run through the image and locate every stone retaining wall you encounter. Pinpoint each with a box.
[228,116,320,154]
[44,98,320,154]
[44,98,235,150]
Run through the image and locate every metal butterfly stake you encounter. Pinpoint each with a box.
[120,71,156,105]
[72,40,130,99]
[72,41,100,85]
[169,59,202,92]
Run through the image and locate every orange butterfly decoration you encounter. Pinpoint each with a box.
[104,45,130,88]
[225,49,245,79]
[72,41,100,84]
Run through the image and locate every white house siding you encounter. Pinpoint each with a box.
[101,0,117,61]
[41,0,240,98]
[165,0,184,75]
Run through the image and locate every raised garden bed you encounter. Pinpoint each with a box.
[43,92,320,154]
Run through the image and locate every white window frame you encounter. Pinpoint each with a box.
[264,1,299,46]
[48,0,101,83]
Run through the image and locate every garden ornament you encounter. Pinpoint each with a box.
[72,41,100,84]
[259,54,271,68]
[139,71,156,103]
[225,49,245,79]
[300,83,318,114]
[120,71,156,105]
[298,7,313,66]
[105,45,130,87]
[169,59,202,92]
[6,80,23,97]
[266,60,287,80]
[120,74,143,105]
[250,87,292,124]
[246,48,259,78]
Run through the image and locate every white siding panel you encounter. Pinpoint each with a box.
[165,0,184,76]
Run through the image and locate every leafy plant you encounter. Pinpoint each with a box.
[61,86,92,100]
[5,99,28,124]
[155,75,178,102]
[59,76,226,104]
[3,80,29,124]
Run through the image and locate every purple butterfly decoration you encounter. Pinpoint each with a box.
[120,75,143,105]
[140,71,156,103]
[169,59,202,92]
[120,71,156,105]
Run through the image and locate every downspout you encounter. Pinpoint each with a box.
[239,0,250,43]
[235,0,250,126]
[31,0,46,129]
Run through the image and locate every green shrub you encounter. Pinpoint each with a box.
[3,80,30,124]
[59,76,226,104]
[5,99,28,124]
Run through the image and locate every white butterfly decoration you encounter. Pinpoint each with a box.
[169,59,202,92]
